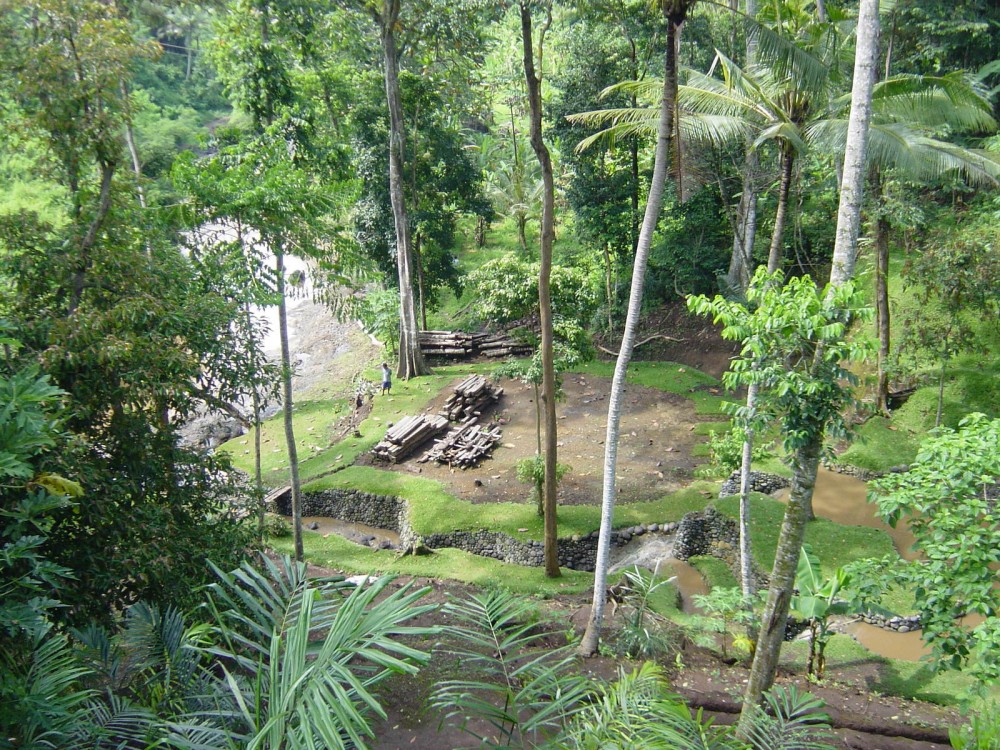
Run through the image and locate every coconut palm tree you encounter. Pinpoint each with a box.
[810,71,1000,411]
[738,0,881,725]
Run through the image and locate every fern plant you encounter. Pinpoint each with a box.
[554,663,836,750]
[431,589,594,748]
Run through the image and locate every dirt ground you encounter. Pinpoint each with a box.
[382,372,708,505]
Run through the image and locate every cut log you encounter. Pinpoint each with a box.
[372,414,449,463]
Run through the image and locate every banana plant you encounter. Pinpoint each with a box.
[791,545,853,679]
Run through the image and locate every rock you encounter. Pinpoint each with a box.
[307,521,320,530]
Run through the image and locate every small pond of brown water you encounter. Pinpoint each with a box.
[289,516,400,547]
[775,467,920,560]
[667,559,711,614]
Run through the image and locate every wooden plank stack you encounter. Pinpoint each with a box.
[441,374,504,422]
[418,330,532,360]
[419,417,503,468]
[371,414,449,463]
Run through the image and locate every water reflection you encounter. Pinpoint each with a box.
[286,516,400,548]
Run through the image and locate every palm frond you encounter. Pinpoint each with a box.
[200,558,436,750]
[13,633,95,748]
[599,78,666,102]
[867,73,997,132]
[747,22,830,95]
[73,692,160,749]
[431,589,595,748]
[740,685,836,750]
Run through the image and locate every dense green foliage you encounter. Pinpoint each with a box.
[2,0,1000,742]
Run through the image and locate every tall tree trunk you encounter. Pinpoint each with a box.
[579,8,682,657]
[738,0,879,727]
[380,0,429,380]
[737,382,758,600]
[276,248,304,562]
[726,0,758,294]
[520,0,559,578]
[874,176,891,415]
[603,243,615,334]
[120,82,146,210]
[727,158,759,292]
[766,145,794,273]
[741,439,820,711]
[829,0,880,288]
[415,232,428,331]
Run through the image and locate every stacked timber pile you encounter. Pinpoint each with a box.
[371,414,448,463]
[419,330,476,358]
[473,332,533,358]
[441,374,504,422]
[419,417,503,468]
[419,331,532,360]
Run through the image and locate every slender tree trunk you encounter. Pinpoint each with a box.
[579,9,682,657]
[69,160,116,314]
[120,82,146,210]
[741,439,820,709]
[244,300,265,539]
[630,140,640,253]
[276,248,304,561]
[603,243,615,333]
[738,382,758,600]
[830,0,880,288]
[520,0,559,578]
[380,0,429,380]
[935,348,948,427]
[517,214,528,252]
[726,0,758,294]
[728,160,759,292]
[766,146,794,273]
[738,0,879,728]
[415,232,428,331]
[874,180,891,415]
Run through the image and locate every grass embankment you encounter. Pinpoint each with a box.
[840,351,1000,470]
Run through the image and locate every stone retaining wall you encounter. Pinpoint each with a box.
[718,470,790,498]
[674,506,769,590]
[273,489,411,543]
[273,488,678,571]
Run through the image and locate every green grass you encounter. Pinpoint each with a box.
[306,465,716,541]
[779,635,995,705]
[840,352,1000,471]
[571,360,728,416]
[270,531,594,595]
[688,555,738,590]
[714,494,896,578]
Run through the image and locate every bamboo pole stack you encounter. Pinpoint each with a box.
[419,417,503,468]
[440,374,504,422]
[371,414,449,463]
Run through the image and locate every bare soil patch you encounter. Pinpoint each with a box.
[380,372,707,505]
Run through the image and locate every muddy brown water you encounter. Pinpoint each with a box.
[776,467,920,561]
[291,516,400,547]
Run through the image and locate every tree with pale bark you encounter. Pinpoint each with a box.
[737,0,881,727]
[578,0,698,656]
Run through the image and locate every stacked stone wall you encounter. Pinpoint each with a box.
[273,488,678,571]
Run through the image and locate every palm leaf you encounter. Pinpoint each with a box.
[740,685,836,750]
[197,557,435,750]
[431,590,594,748]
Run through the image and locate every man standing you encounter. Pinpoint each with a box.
[380,362,392,395]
